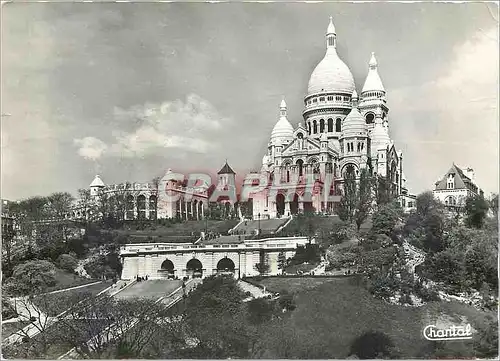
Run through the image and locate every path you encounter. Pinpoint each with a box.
[238,280,271,301]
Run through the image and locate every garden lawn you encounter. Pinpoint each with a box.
[253,277,491,358]
[256,277,337,293]
[115,220,239,238]
[283,263,318,274]
[33,281,113,316]
[45,268,99,293]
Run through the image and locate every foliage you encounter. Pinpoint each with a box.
[182,275,252,358]
[84,252,122,280]
[465,194,490,229]
[288,243,321,266]
[404,191,446,253]
[354,169,373,231]
[489,194,498,218]
[255,251,270,275]
[4,260,57,296]
[350,330,398,359]
[277,251,287,272]
[247,298,275,325]
[374,175,395,207]
[57,253,78,273]
[335,169,357,223]
[371,201,403,238]
[473,315,499,358]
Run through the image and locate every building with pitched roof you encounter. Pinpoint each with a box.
[433,164,484,208]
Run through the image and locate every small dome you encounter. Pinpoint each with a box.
[90,175,105,188]
[362,52,385,94]
[308,51,355,95]
[341,108,367,138]
[280,98,287,108]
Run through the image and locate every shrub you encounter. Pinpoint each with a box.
[350,330,397,359]
[57,253,78,273]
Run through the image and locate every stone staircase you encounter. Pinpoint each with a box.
[231,217,290,236]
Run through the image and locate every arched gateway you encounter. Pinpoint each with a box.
[186,259,203,278]
[217,257,235,274]
[159,259,175,279]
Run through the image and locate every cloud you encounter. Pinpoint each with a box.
[390,26,498,194]
[75,94,229,160]
[73,137,108,160]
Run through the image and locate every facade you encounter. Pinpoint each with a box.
[76,162,236,221]
[120,236,310,280]
[252,18,411,219]
[433,164,483,208]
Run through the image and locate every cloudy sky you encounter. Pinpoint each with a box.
[2,2,498,200]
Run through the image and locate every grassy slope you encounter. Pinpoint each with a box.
[113,219,239,242]
[45,268,99,293]
[255,277,492,358]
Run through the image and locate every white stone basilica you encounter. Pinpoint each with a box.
[252,17,414,219]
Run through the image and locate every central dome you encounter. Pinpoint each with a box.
[307,18,355,96]
[308,51,355,95]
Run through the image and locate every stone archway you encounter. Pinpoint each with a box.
[160,259,175,279]
[217,257,235,274]
[186,258,203,278]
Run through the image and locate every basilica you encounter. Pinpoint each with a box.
[74,17,415,222]
[251,17,415,219]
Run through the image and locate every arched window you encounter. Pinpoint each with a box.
[320,119,325,133]
[366,113,375,124]
[328,118,333,132]
[296,159,304,177]
[307,122,311,135]
[313,120,318,134]
[335,118,341,132]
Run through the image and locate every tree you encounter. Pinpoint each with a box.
[47,192,74,220]
[182,275,252,358]
[404,192,446,253]
[374,175,394,207]
[4,260,57,296]
[2,219,16,276]
[336,168,357,223]
[277,251,287,273]
[489,194,498,218]
[354,169,372,231]
[350,330,397,359]
[371,201,403,238]
[57,253,78,273]
[465,194,489,229]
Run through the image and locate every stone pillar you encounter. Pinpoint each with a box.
[201,203,205,219]
[284,201,291,216]
[184,200,188,220]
